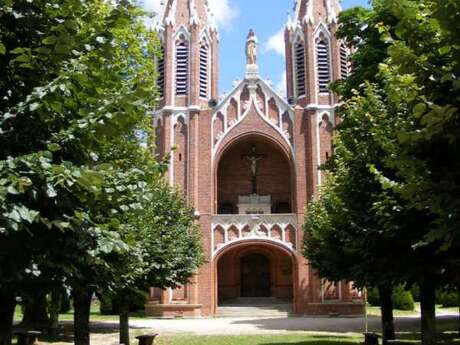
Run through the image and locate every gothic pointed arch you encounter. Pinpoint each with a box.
[340,42,350,79]
[173,115,188,191]
[293,36,306,98]
[268,98,279,125]
[314,25,332,93]
[157,44,166,99]
[175,32,190,96]
[227,98,238,126]
[199,37,210,99]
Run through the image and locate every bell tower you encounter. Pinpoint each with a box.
[157,0,219,108]
[285,0,348,106]
[284,0,349,192]
[153,0,219,192]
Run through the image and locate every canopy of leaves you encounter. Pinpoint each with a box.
[0,0,202,300]
[367,0,460,258]
[304,0,455,289]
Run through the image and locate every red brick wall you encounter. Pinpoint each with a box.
[268,98,279,125]
[174,119,188,192]
[227,98,238,126]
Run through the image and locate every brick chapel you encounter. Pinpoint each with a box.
[147,0,365,317]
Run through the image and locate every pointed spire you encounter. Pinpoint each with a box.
[324,0,340,24]
[293,0,314,25]
[292,0,341,26]
[163,0,177,26]
[161,0,213,28]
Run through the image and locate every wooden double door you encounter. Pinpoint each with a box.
[240,253,271,297]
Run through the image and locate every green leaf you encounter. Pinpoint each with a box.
[47,143,61,152]
[29,102,40,111]
[42,36,57,45]
[7,185,19,195]
[0,43,5,55]
[413,103,427,118]
[438,46,451,55]
[17,206,39,223]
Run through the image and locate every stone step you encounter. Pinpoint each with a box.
[221,297,292,306]
[216,301,293,318]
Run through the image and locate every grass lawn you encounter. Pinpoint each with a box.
[25,332,460,345]
[14,301,458,323]
[13,301,148,323]
[154,334,362,345]
[367,303,459,318]
[19,332,363,345]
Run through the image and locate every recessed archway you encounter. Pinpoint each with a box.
[216,135,294,214]
[216,242,295,306]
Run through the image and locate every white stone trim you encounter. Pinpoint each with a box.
[164,0,177,26]
[211,214,298,258]
[211,78,295,164]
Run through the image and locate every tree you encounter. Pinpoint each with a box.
[303,86,430,343]
[0,1,167,345]
[304,1,456,344]
[103,182,204,345]
[364,1,460,343]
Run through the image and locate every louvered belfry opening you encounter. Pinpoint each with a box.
[157,45,165,98]
[176,39,189,96]
[199,43,209,99]
[295,42,306,97]
[316,37,331,93]
[340,43,349,79]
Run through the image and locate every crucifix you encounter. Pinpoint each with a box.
[241,145,267,194]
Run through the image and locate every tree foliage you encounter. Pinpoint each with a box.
[0,1,203,344]
[303,1,459,344]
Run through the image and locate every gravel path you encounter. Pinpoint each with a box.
[90,314,459,336]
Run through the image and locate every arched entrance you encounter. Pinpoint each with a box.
[216,242,295,306]
[240,253,271,297]
[216,134,294,215]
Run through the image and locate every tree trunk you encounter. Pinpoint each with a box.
[119,296,130,345]
[420,278,437,345]
[48,289,62,337]
[0,291,16,345]
[457,285,460,337]
[20,291,49,330]
[73,287,92,345]
[378,285,396,344]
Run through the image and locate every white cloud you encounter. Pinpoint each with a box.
[140,0,163,14]
[140,0,238,30]
[276,71,287,97]
[265,28,285,56]
[208,0,238,30]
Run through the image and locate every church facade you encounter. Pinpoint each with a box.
[147,0,365,317]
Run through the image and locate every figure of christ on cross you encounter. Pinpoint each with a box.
[241,145,267,194]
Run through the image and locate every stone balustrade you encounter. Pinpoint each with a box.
[211,214,298,256]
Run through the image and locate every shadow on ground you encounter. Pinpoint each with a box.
[230,315,459,334]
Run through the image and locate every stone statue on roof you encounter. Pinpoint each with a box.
[245,29,258,65]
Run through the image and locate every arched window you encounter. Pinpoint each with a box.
[175,38,189,96]
[157,45,165,98]
[316,37,331,93]
[340,43,350,79]
[199,43,209,98]
[295,41,306,97]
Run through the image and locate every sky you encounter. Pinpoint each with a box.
[142,0,370,97]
